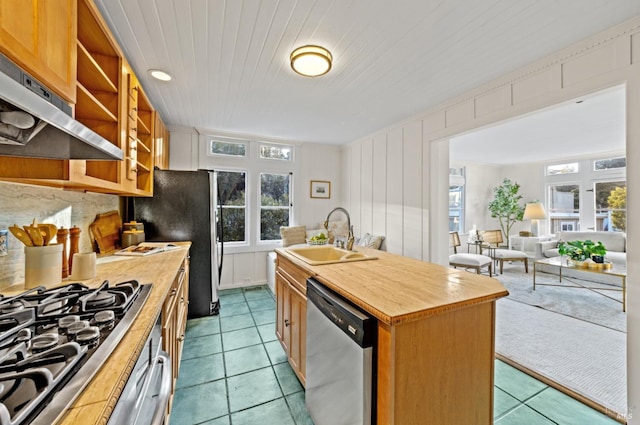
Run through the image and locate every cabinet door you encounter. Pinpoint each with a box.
[288,283,306,384]
[154,112,170,169]
[0,0,77,102]
[275,272,289,352]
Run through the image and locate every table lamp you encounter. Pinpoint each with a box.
[523,202,547,236]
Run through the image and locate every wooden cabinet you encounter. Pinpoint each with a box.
[0,0,158,196]
[154,112,170,169]
[275,255,309,385]
[121,65,154,195]
[0,0,77,102]
[162,253,190,413]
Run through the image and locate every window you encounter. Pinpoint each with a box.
[449,167,465,232]
[594,157,626,171]
[260,143,292,161]
[217,171,246,243]
[548,184,580,233]
[210,139,247,157]
[260,173,292,241]
[595,181,626,231]
[546,162,579,175]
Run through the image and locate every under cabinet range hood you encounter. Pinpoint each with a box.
[0,53,123,160]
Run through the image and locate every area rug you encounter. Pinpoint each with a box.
[494,262,626,332]
[496,298,627,415]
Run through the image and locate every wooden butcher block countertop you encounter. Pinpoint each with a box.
[6,243,191,425]
[276,246,508,326]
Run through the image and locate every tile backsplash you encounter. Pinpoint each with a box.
[0,181,119,289]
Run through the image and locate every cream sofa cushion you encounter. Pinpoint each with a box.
[280,225,307,247]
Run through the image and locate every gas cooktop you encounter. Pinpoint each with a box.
[0,280,151,425]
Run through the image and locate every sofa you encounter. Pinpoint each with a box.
[535,231,627,268]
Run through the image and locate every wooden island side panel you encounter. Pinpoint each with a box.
[377,301,496,425]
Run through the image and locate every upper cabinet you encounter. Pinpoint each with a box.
[154,112,170,170]
[0,0,77,102]
[0,0,168,196]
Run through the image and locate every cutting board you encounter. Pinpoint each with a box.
[89,210,122,253]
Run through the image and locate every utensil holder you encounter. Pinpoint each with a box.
[24,244,63,289]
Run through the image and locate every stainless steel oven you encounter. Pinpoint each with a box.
[108,315,172,425]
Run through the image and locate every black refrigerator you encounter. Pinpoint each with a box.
[128,169,222,318]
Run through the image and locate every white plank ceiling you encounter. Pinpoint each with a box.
[93,0,640,148]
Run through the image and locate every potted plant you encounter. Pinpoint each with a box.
[558,240,607,266]
[487,178,525,244]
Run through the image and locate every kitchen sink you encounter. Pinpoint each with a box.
[286,245,377,265]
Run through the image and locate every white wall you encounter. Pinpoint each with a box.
[344,16,640,422]
[168,127,342,290]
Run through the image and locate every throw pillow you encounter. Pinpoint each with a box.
[326,220,349,243]
[357,233,385,249]
[280,225,307,247]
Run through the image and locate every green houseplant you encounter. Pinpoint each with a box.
[487,178,525,244]
[558,240,607,264]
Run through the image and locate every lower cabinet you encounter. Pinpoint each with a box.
[162,253,190,415]
[275,255,309,385]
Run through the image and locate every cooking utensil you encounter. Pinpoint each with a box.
[23,224,44,246]
[9,225,33,246]
[38,224,57,246]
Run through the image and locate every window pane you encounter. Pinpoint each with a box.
[261,174,290,206]
[261,209,290,240]
[449,185,463,232]
[260,173,291,241]
[218,171,245,206]
[219,207,246,242]
[594,157,626,171]
[547,163,579,175]
[217,171,246,243]
[548,184,580,233]
[260,144,292,161]
[595,181,626,231]
[211,140,247,157]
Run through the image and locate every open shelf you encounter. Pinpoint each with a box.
[76,42,118,93]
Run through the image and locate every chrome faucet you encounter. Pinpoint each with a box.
[323,207,355,250]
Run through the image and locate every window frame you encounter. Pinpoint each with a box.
[216,169,249,246]
[208,137,249,158]
[259,142,294,162]
[544,155,626,234]
[449,167,465,233]
[258,171,293,243]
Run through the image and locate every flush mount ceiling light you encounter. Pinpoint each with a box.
[290,45,332,77]
[148,69,172,81]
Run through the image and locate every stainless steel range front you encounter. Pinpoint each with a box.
[0,280,151,425]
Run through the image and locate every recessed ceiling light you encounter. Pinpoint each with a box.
[149,69,172,81]
[290,45,332,77]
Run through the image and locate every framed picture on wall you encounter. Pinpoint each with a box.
[310,180,331,199]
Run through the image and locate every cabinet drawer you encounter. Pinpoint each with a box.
[277,256,310,294]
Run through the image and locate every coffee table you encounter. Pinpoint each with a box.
[533,257,627,312]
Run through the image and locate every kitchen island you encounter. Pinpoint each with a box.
[3,243,191,425]
[275,246,509,425]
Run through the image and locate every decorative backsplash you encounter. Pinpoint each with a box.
[0,182,119,289]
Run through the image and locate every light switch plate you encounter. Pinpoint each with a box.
[0,229,7,256]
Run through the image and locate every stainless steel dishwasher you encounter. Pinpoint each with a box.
[305,278,377,425]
